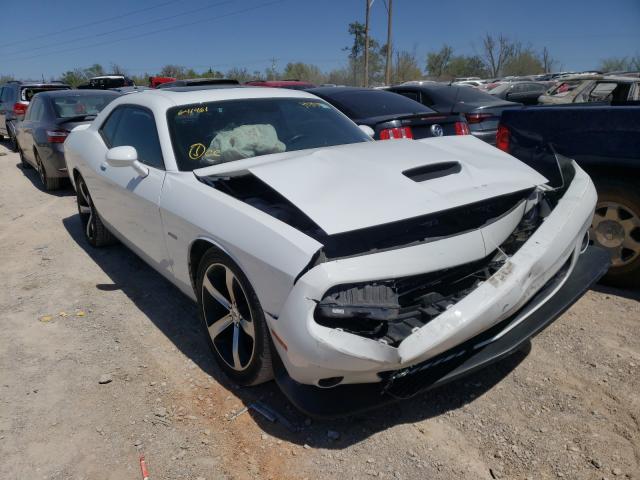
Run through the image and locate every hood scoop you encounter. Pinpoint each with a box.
[403,162,461,182]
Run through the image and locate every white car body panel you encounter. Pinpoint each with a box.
[63,86,598,391]
[273,164,596,384]
[238,137,546,235]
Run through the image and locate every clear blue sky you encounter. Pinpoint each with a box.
[1,0,639,79]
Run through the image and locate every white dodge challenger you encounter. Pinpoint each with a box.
[64,86,609,416]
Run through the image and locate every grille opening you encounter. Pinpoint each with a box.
[314,200,545,346]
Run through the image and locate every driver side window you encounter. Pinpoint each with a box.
[100,106,164,170]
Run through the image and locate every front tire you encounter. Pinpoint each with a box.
[76,175,116,247]
[590,177,640,288]
[196,249,273,386]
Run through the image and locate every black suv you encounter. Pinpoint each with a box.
[0,80,70,150]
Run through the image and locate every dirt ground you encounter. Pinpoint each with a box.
[0,141,638,480]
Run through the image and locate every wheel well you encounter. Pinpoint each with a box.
[189,239,219,293]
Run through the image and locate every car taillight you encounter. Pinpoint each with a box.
[46,129,69,143]
[455,121,470,135]
[496,124,510,152]
[379,126,413,140]
[13,102,28,115]
[464,113,494,124]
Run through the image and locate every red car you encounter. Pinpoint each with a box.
[245,80,316,90]
[149,76,177,88]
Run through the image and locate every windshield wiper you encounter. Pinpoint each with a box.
[58,114,97,124]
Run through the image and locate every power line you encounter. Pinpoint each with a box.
[2,0,235,58]
[3,0,285,65]
[0,0,183,49]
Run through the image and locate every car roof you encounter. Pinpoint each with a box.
[90,75,127,79]
[247,80,315,86]
[38,89,120,98]
[5,81,69,87]
[307,86,383,96]
[112,86,320,109]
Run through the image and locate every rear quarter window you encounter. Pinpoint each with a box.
[99,107,124,147]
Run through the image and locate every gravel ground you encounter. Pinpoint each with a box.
[0,142,638,480]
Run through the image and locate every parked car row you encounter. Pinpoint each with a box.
[0,80,71,150]
[0,77,618,415]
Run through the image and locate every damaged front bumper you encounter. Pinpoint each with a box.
[273,245,609,417]
[268,163,607,414]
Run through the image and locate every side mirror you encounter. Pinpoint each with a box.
[358,125,375,137]
[105,146,148,177]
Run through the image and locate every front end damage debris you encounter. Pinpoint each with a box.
[314,188,552,346]
[272,246,610,418]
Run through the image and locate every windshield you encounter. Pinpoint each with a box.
[167,97,371,171]
[52,93,118,118]
[488,84,511,95]
[322,90,434,119]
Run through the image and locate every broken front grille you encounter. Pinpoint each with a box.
[314,198,546,346]
[315,254,506,347]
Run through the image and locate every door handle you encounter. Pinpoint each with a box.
[100,163,107,171]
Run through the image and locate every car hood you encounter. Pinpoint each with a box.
[194,136,547,235]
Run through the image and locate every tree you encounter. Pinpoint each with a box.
[0,74,15,84]
[110,63,126,75]
[282,62,326,84]
[225,67,252,83]
[599,56,640,72]
[345,21,366,85]
[60,69,87,87]
[264,58,279,81]
[84,63,105,78]
[482,34,516,77]
[426,44,453,78]
[160,64,185,78]
[393,50,421,84]
[326,67,351,86]
[445,55,487,79]
[502,50,544,76]
[541,47,556,73]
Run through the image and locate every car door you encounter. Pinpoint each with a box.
[17,97,41,163]
[95,105,170,270]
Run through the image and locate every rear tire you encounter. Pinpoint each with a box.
[590,177,640,288]
[35,151,60,191]
[196,248,273,386]
[76,175,116,247]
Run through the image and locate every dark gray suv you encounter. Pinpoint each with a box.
[0,80,70,150]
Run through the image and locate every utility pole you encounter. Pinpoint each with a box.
[269,57,278,80]
[363,0,372,87]
[384,0,393,85]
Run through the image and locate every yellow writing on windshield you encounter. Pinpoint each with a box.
[178,106,208,116]
[188,143,206,160]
